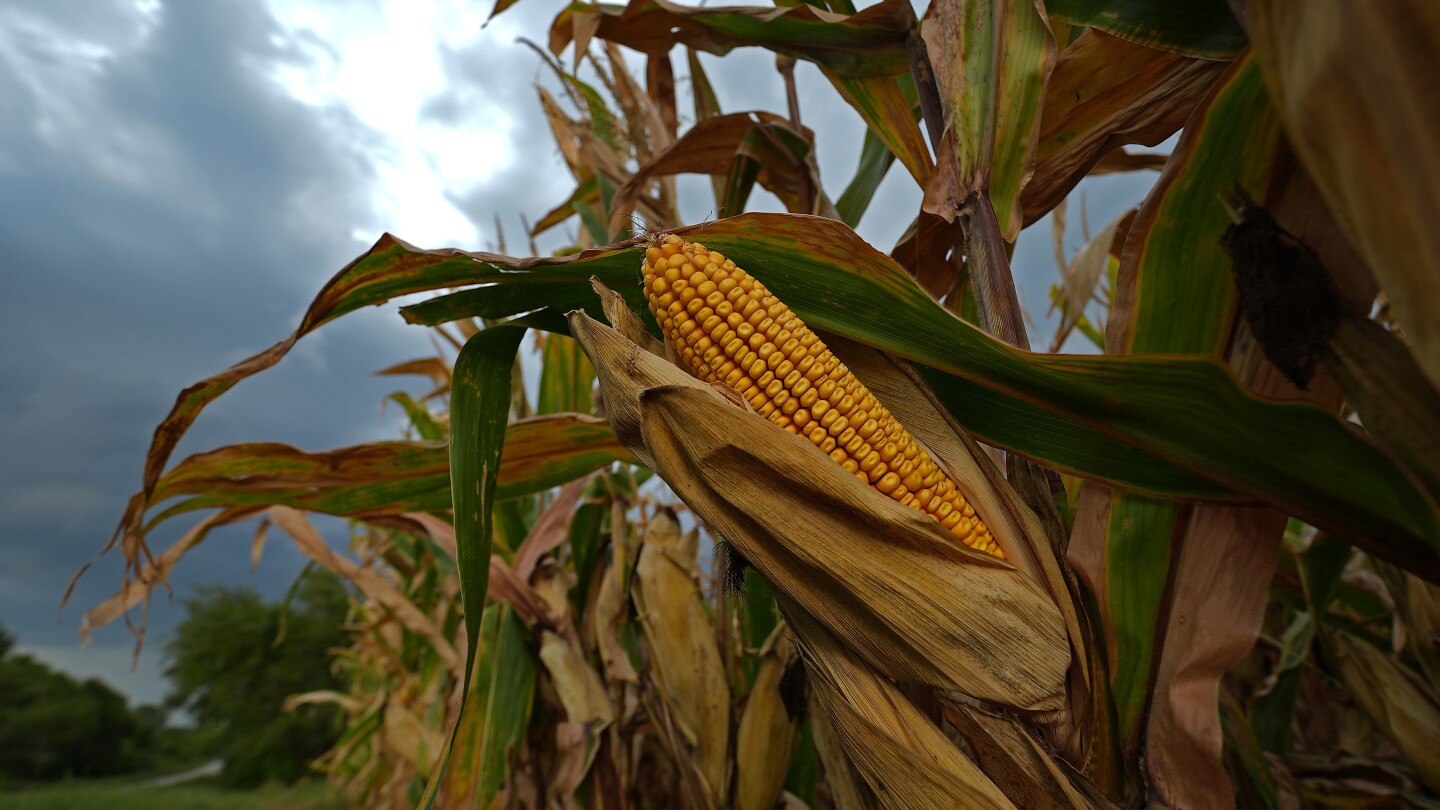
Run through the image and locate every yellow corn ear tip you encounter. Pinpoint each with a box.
[642,237,1003,559]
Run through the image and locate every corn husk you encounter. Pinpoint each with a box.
[572,311,1069,713]
[631,509,731,804]
[786,600,1014,810]
[1328,630,1440,793]
[810,690,877,810]
[735,627,798,810]
[940,697,1117,809]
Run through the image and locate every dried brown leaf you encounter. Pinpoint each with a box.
[269,506,462,674]
[1021,30,1224,225]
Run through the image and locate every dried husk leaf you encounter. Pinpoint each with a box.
[573,311,1069,713]
[383,700,443,772]
[1328,630,1440,793]
[540,631,612,810]
[539,630,614,726]
[787,601,1014,810]
[810,689,877,810]
[593,552,639,683]
[1394,571,1440,691]
[735,630,798,810]
[825,334,1091,752]
[632,510,731,803]
[940,698,1117,809]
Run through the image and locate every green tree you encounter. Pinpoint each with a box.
[0,622,144,781]
[164,570,349,787]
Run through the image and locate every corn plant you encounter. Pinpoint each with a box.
[81,0,1440,807]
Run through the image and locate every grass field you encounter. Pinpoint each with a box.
[0,778,344,810]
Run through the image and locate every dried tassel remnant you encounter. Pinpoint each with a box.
[642,234,1002,558]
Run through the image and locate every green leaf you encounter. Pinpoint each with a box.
[387,392,445,441]
[430,604,537,807]
[421,326,526,807]
[369,218,1437,571]
[923,0,1054,239]
[532,175,600,237]
[738,568,781,685]
[550,0,914,78]
[141,415,629,527]
[1103,495,1183,738]
[1044,0,1248,59]
[1116,57,1283,356]
[1096,52,1288,749]
[1300,534,1352,617]
[835,129,896,228]
[538,333,597,415]
[450,323,524,672]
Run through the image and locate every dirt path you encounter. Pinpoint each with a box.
[135,758,223,787]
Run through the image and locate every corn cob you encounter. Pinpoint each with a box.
[642,234,1002,558]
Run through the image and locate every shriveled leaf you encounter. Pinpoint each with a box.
[593,552,639,683]
[1045,0,1248,58]
[1055,211,1125,347]
[79,507,262,641]
[608,111,815,230]
[141,415,626,530]
[539,630,614,726]
[808,690,876,810]
[941,698,1117,809]
[383,701,444,771]
[574,313,1070,711]
[1022,30,1224,225]
[374,356,451,387]
[1250,1,1440,391]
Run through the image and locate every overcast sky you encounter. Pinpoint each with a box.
[0,0,1157,707]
